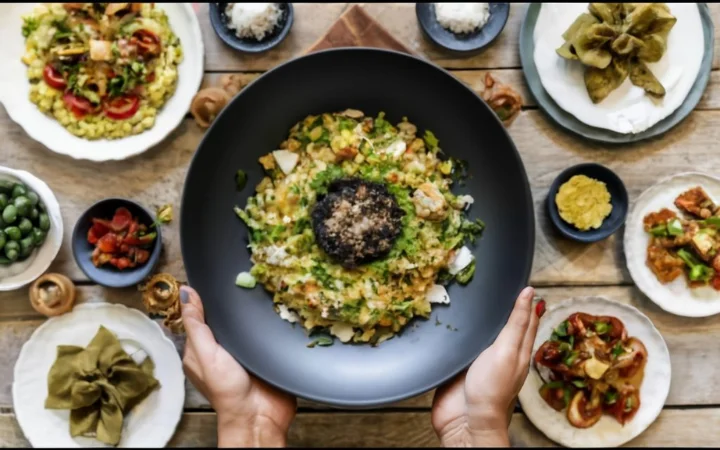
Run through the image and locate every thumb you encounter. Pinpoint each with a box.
[180,285,218,352]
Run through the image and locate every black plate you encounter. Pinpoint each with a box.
[180,48,534,407]
[416,3,510,56]
[209,3,293,54]
[547,163,629,243]
[72,198,162,288]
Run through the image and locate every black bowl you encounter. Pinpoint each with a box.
[72,198,162,288]
[209,3,293,54]
[547,163,629,243]
[180,47,534,407]
[416,3,510,56]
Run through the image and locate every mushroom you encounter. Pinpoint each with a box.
[139,273,184,333]
[29,273,76,317]
[219,74,248,97]
[190,87,230,128]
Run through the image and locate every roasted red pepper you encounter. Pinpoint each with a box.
[87,207,157,270]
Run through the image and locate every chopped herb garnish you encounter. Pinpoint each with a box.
[22,17,40,38]
[605,390,618,405]
[571,380,587,389]
[235,170,247,190]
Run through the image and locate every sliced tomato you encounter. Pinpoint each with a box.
[97,233,119,253]
[87,221,110,245]
[131,29,161,57]
[103,95,140,120]
[134,249,150,264]
[63,92,100,119]
[113,257,133,270]
[110,207,133,231]
[43,64,67,90]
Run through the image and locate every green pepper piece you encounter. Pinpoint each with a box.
[594,321,610,335]
[649,224,668,237]
[543,381,565,390]
[563,351,579,366]
[572,380,587,388]
[2,204,17,224]
[554,321,569,337]
[605,390,618,405]
[667,218,683,236]
[4,226,21,241]
[700,217,720,228]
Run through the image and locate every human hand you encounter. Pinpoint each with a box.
[431,287,542,447]
[180,286,297,447]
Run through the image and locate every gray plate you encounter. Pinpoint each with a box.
[519,3,714,144]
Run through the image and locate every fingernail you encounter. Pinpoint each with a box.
[180,288,189,304]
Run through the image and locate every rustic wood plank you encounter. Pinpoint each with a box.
[5,107,720,284]
[1,409,719,447]
[202,69,720,111]
[2,286,720,411]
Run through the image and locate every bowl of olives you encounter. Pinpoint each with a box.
[0,166,63,291]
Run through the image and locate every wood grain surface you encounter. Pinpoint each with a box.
[1,2,719,447]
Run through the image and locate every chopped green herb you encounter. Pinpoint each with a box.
[309,164,345,195]
[235,170,247,190]
[455,260,476,285]
[423,130,440,153]
[611,342,625,358]
[307,335,334,348]
[21,17,40,37]
[605,390,618,405]
[594,321,611,335]
[571,380,587,389]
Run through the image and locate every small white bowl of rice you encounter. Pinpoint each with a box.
[209,3,294,54]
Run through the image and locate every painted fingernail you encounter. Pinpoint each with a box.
[534,298,546,318]
[180,288,189,304]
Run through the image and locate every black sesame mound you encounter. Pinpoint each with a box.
[311,178,405,268]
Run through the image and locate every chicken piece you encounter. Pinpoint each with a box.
[258,154,276,171]
[646,241,685,283]
[675,187,717,219]
[642,208,676,231]
[412,182,448,221]
[691,231,719,262]
[89,40,112,61]
[656,220,698,248]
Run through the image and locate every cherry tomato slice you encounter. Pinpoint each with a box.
[535,299,546,318]
[63,92,100,119]
[103,95,140,120]
[43,64,67,90]
[97,233,119,254]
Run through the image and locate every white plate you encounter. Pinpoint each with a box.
[0,166,62,291]
[533,3,704,135]
[625,172,720,317]
[0,3,203,162]
[518,296,671,448]
[12,302,185,448]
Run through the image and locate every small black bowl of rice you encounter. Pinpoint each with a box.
[209,3,294,54]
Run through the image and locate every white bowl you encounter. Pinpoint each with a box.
[0,166,63,291]
[0,3,204,162]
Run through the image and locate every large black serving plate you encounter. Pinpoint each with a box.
[180,48,534,407]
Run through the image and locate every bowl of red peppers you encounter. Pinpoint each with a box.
[72,198,162,288]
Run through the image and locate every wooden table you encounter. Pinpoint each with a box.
[2,3,720,447]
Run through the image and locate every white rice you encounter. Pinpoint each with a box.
[225,3,282,41]
[434,3,490,34]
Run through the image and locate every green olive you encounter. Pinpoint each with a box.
[0,230,5,250]
[4,241,19,261]
[26,191,39,207]
[11,184,27,199]
[0,194,7,210]
[14,196,30,217]
[0,180,13,195]
[29,207,39,221]
[2,205,17,224]
[4,226,21,241]
[19,236,34,258]
[39,212,51,231]
[18,218,33,236]
[0,216,6,229]
[31,228,46,246]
